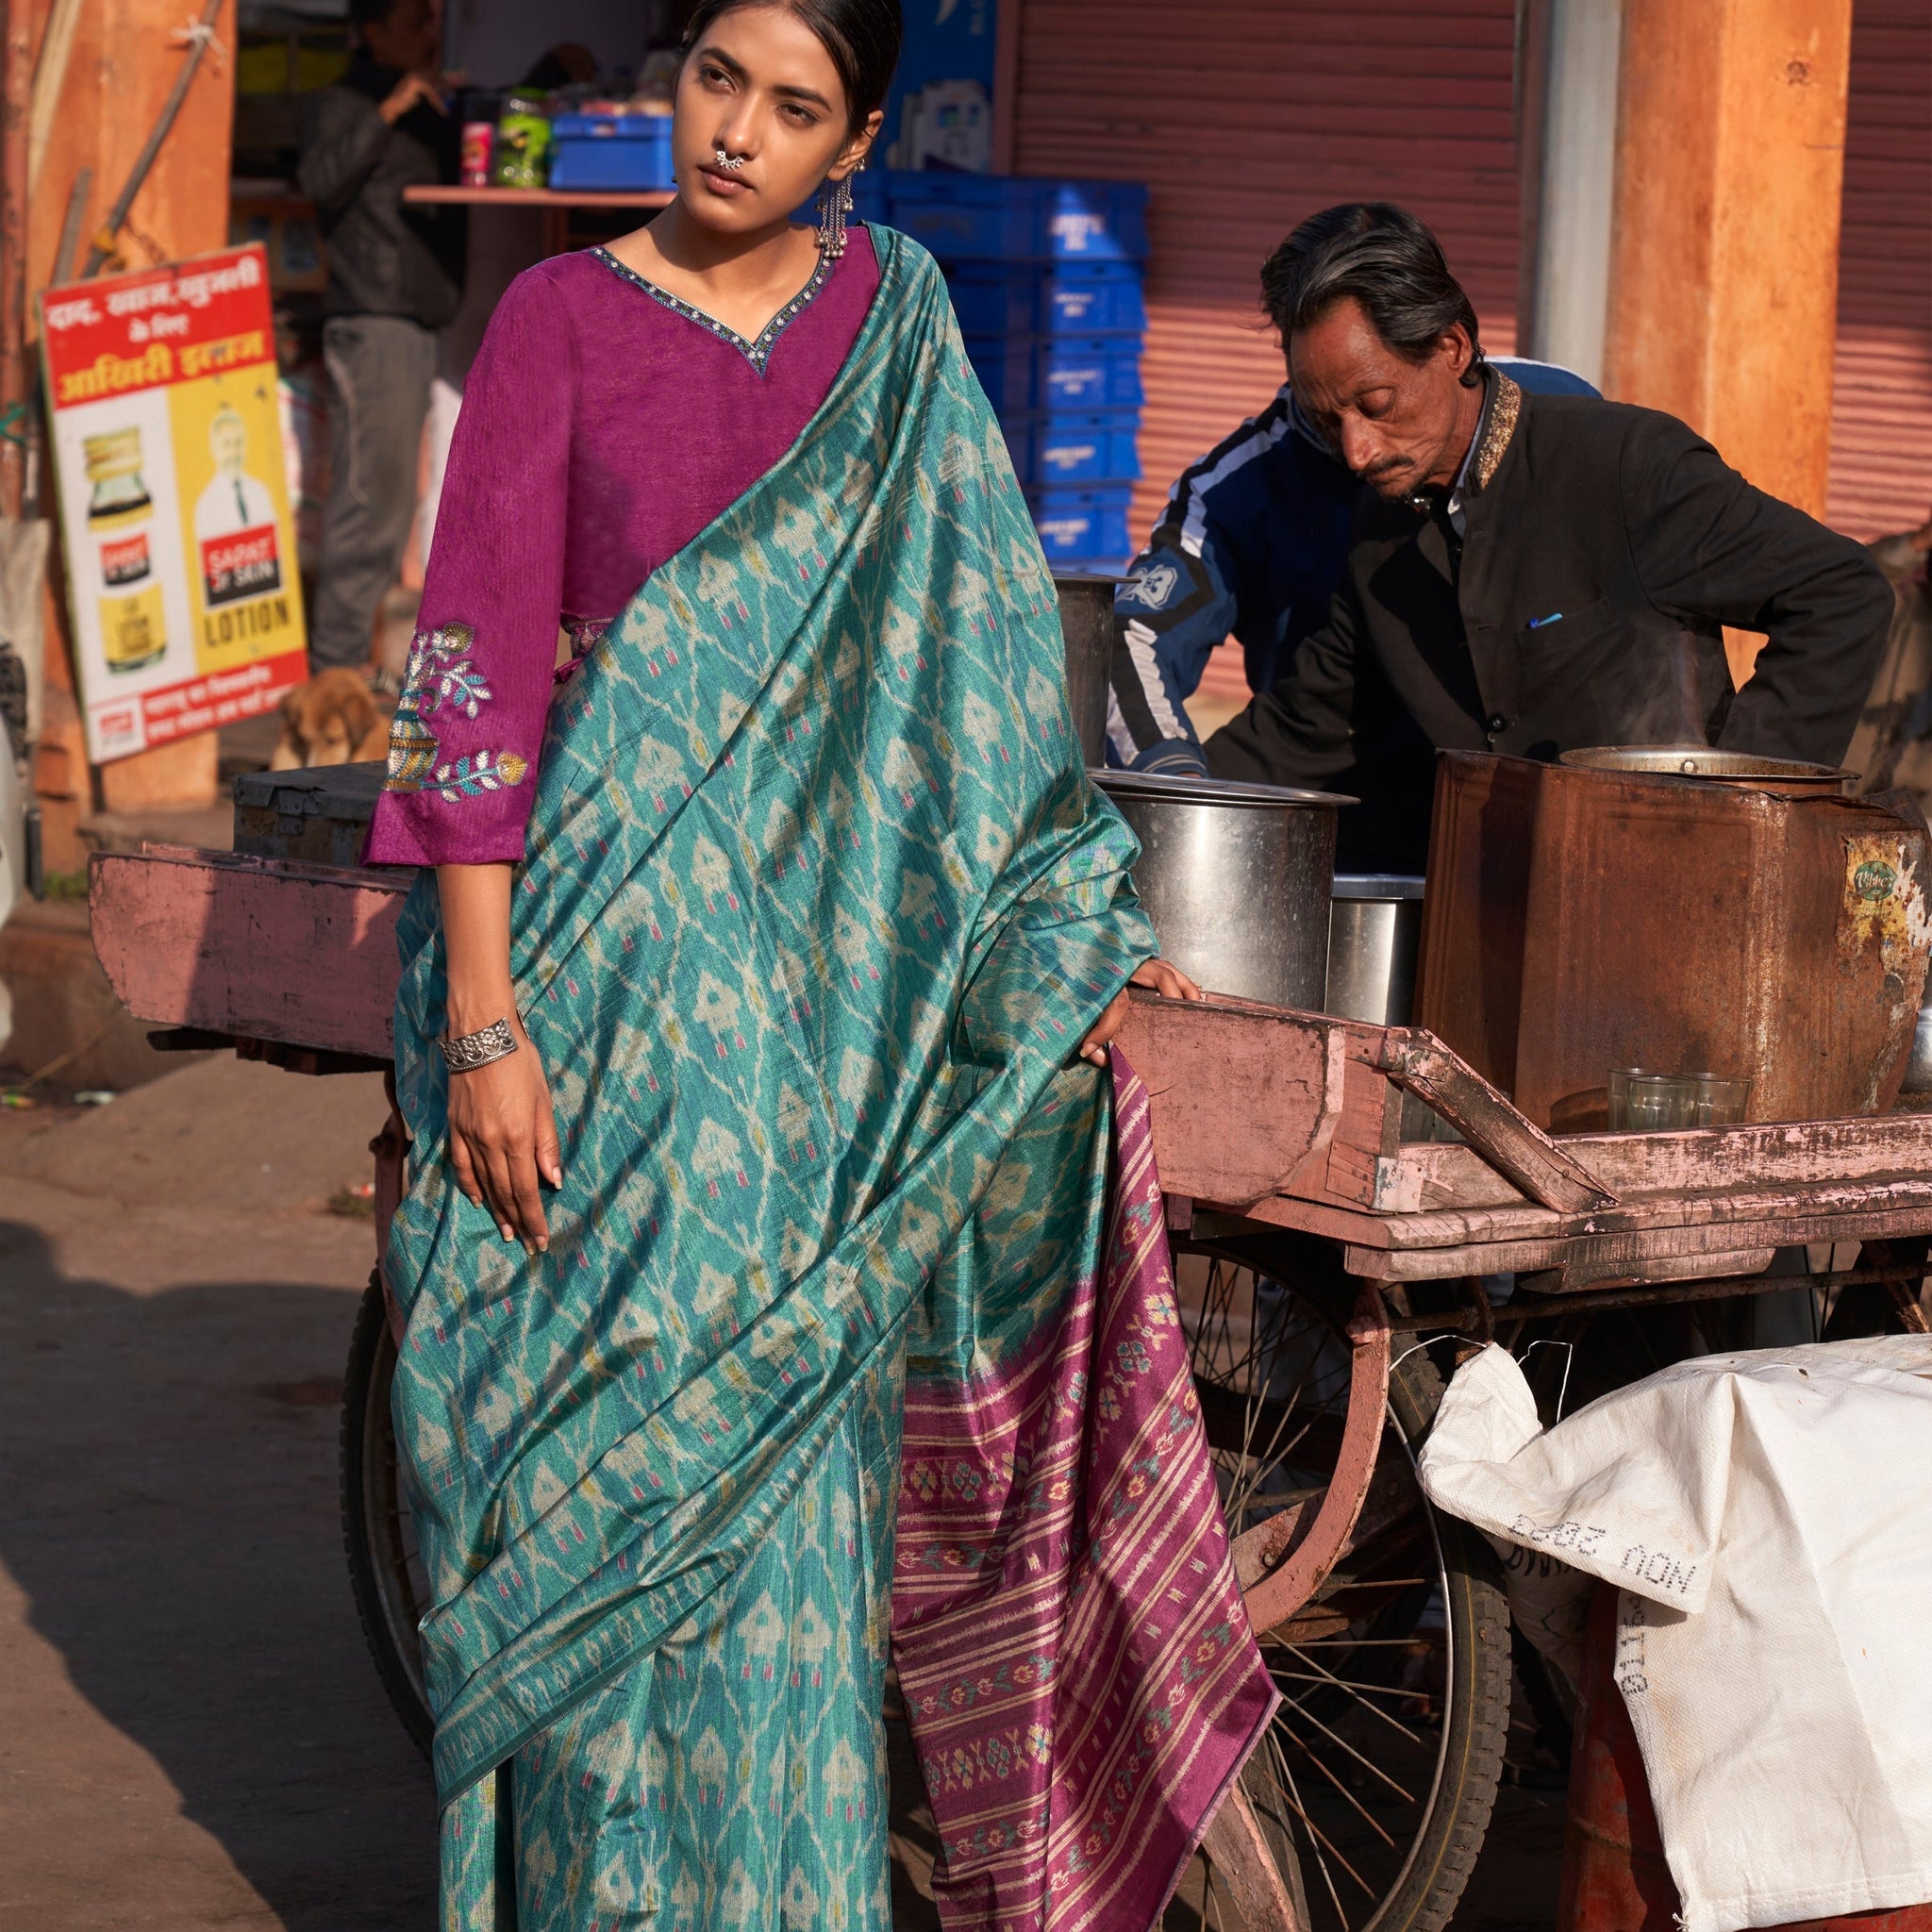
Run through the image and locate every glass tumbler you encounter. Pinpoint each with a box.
[1624,1073,1698,1132]
[1690,1074,1752,1126]
[1607,1068,1649,1131]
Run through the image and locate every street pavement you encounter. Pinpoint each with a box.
[0,1058,432,1929]
[0,1054,1559,1929]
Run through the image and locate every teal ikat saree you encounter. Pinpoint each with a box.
[385,226,1274,1929]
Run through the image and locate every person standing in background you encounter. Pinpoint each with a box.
[298,0,465,678]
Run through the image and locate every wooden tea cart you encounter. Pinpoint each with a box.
[86,818,1932,1932]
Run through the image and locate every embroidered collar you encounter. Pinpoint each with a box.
[1463,367,1522,496]
[591,245,836,375]
[1411,366,1522,530]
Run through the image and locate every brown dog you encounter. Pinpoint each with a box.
[269,667,389,769]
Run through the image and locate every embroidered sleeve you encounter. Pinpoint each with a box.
[362,267,575,868]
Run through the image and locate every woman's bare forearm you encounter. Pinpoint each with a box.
[436,863,517,1036]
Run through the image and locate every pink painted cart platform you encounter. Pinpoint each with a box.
[88,836,1932,1932]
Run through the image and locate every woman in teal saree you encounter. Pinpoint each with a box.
[364,3,1274,1924]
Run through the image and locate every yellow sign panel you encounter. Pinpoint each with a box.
[168,366,303,677]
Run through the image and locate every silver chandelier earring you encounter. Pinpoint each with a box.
[816,159,860,258]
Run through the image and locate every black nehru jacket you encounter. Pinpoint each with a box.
[1206,376,1896,872]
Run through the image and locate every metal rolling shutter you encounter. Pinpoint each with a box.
[1826,0,1932,541]
[1009,0,1522,561]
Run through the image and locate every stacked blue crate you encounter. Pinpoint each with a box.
[548,114,676,191]
[886,174,1148,572]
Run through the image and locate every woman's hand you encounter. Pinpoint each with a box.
[435,863,558,1252]
[1078,957,1204,1067]
[446,1014,562,1251]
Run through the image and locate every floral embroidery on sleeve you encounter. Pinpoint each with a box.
[384,620,529,799]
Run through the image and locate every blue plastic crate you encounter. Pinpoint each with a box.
[850,168,890,224]
[962,335,1035,412]
[945,266,1037,337]
[1024,411,1141,487]
[964,335,1143,413]
[1029,486,1133,567]
[1042,263,1146,335]
[548,114,675,192]
[888,173,1148,261]
[946,261,1146,338]
[992,418,1030,486]
[1040,336,1143,410]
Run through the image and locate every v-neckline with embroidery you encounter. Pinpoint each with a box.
[591,243,839,376]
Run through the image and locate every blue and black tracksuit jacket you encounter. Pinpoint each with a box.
[1106,358,1602,775]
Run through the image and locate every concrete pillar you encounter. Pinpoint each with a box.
[1604,0,1854,523]
[1518,0,1624,390]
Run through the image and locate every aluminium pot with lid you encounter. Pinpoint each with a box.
[1326,874,1426,1026]
[1558,745,1854,792]
[1092,769,1355,1008]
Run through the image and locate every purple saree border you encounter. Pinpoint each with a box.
[891,1050,1280,1929]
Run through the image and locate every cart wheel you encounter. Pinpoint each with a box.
[340,1270,434,1757]
[1170,1233,1510,1932]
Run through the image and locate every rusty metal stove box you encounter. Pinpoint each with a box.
[1416,752,1932,1128]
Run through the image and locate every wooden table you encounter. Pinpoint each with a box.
[402,183,673,254]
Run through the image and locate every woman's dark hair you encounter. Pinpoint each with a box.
[680,0,904,130]
[1260,203,1485,388]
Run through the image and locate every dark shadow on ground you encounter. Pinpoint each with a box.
[0,1212,957,1930]
[0,1208,1561,1929]
[0,1218,437,1930]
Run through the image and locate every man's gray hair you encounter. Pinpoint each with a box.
[1261,203,1486,389]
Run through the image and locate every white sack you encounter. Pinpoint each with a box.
[1419,1338,1932,1932]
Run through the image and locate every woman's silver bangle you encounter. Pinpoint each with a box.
[440,1017,518,1074]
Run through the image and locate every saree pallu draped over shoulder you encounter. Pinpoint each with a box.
[385,225,1276,1931]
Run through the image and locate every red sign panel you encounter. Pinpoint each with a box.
[41,250,275,401]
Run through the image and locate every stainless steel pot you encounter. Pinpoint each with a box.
[1326,874,1425,1024]
[1558,745,1854,793]
[1053,571,1114,767]
[1093,769,1352,1008]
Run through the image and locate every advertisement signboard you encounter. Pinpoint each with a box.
[39,243,308,763]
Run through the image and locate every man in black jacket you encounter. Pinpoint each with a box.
[1207,206,1895,871]
[298,0,464,674]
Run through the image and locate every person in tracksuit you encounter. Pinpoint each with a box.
[1107,311,1596,784]
[1112,202,1890,875]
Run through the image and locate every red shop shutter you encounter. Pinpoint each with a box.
[1010,0,1522,561]
[1826,0,1932,541]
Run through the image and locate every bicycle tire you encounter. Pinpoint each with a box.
[339,1270,434,1758]
[1178,1235,1510,1932]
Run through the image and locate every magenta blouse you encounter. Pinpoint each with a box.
[363,230,880,868]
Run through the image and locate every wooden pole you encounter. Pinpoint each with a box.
[0,0,37,521]
[28,0,238,826]
[1605,0,1854,521]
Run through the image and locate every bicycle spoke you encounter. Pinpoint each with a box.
[1291,1724,1401,1848]
[1278,1687,1418,1807]
[1271,1663,1429,1744]
[1268,1729,1375,1911]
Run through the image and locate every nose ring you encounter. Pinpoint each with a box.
[713,147,748,172]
